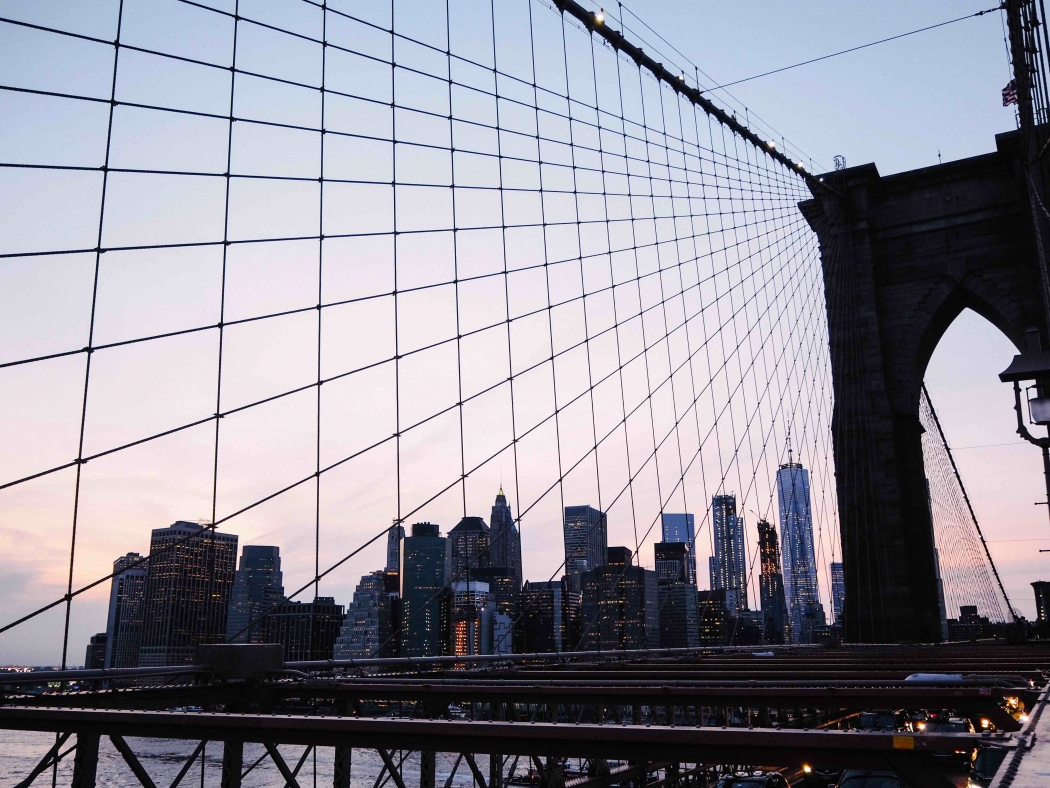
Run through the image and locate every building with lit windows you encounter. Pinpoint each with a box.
[399,522,450,658]
[579,547,658,650]
[138,521,238,667]
[757,520,788,644]
[104,552,148,669]
[654,542,699,648]
[830,561,846,626]
[334,569,399,660]
[264,596,345,661]
[710,495,748,613]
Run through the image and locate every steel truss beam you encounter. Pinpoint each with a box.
[0,706,997,772]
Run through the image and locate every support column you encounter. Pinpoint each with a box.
[71,733,100,788]
[489,754,503,788]
[420,750,435,788]
[221,741,243,788]
[333,746,352,788]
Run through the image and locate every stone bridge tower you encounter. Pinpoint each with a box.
[800,130,1046,643]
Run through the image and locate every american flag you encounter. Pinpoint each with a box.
[1003,80,1018,107]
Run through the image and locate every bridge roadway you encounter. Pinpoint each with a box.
[1,643,1047,787]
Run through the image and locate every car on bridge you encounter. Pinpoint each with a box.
[713,773,789,788]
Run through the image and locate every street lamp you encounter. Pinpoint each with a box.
[999,334,1050,527]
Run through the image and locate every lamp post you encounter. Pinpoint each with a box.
[999,336,1050,529]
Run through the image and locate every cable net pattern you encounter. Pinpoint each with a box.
[919,386,1010,624]
[0,0,840,662]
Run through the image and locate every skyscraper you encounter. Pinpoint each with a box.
[490,487,523,592]
[563,505,608,576]
[399,522,450,657]
[138,522,238,667]
[84,633,107,670]
[449,580,491,658]
[264,597,346,661]
[579,547,659,650]
[777,458,823,643]
[226,545,283,643]
[756,520,788,644]
[334,570,399,660]
[104,552,148,669]
[660,513,696,586]
[516,578,580,653]
[1033,581,1050,623]
[830,561,846,626]
[654,542,699,649]
[386,522,405,571]
[710,495,748,613]
[448,516,490,580]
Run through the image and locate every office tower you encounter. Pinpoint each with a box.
[386,523,405,572]
[138,521,238,667]
[475,565,517,615]
[777,457,823,643]
[104,552,148,669]
[399,522,450,657]
[449,580,491,658]
[517,577,581,653]
[696,589,730,645]
[654,542,699,649]
[264,597,346,661]
[710,495,748,613]
[84,633,107,670]
[490,487,523,592]
[660,513,697,586]
[334,570,399,660]
[829,562,846,626]
[579,547,659,651]
[756,520,788,644]
[1033,581,1050,622]
[226,545,284,644]
[449,516,490,580]
[563,505,608,576]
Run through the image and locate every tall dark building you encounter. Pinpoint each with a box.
[400,522,450,657]
[84,633,107,670]
[104,552,148,669]
[449,516,490,580]
[138,522,238,667]
[696,589,730,645]
[490,488,523,591]
[710,495,748,613]
[579,547,659,651]
[264,597,346,661]
[475,565,518,615]
[756,520,788,644]
[1034,581,1050,623]
[654,542,699,649]
[517,577,581,653]
[564,505,608,576]
[334,569,399,659]
[226,545,284,643]
[386,522,405,571]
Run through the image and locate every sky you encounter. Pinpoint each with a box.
[0,0,1040,664]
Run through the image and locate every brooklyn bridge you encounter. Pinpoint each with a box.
[2,0,1050,786]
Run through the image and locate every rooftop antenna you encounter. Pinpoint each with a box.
[786,425,794,465]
